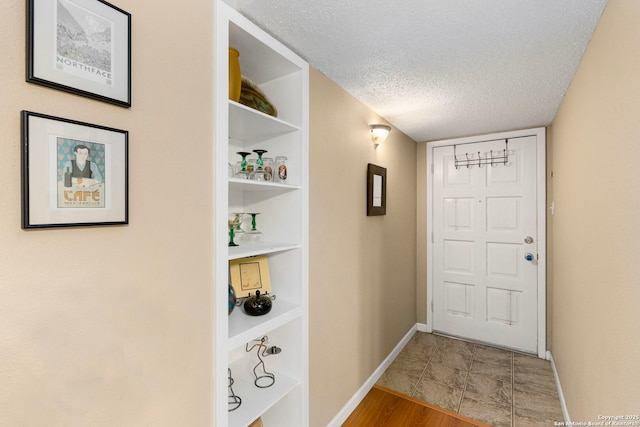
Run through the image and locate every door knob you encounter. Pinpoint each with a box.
[524,253,535,261]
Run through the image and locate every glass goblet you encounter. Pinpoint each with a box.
[247,212,261,234]
[228,213,242,247]
[233,152,251,180]
[249,149,271,182]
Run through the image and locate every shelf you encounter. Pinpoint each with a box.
[228,362,300,427]
[229,22,302,85]
[229,178,300,192]
[228,299,303,350]
[228,242,300,260]
[216,2,308,424]
[229,101,300,143]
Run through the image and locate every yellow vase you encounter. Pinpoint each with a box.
[228,48,241,102]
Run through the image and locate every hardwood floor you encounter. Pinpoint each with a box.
[342,385,491,427]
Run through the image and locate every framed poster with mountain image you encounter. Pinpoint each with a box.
[27,0,131,107]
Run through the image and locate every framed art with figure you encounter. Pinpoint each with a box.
[21,111,128,229]
[27,0,131,107]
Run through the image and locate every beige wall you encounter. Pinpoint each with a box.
[0,1,215,426]
[308,68,417,426]
[415,143,428,323]
[545,131,554,350]
[549,0,640,419]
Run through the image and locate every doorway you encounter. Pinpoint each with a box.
[426,128,546,357]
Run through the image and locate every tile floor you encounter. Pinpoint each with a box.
[376,332,564,427]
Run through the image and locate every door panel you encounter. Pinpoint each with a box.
[486,288,522,326]
[433,136,538,353]
[444,240,474,273]
[486,197,521,232]
[486,243,520,277]
[444,198,474,231]
[444,282,475,318]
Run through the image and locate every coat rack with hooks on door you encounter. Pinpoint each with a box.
[454,139,509,169]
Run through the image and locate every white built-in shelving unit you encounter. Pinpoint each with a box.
[214,1,309,426]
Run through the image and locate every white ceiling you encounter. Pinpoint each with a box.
[230,0,608,142]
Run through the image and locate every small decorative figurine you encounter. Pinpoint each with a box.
[242,290,273,316]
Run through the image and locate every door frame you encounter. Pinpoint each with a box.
[425,127,547,358]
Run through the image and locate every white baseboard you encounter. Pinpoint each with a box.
[416,322,429,332]
[547,350,570,423]
[326,323,419,427]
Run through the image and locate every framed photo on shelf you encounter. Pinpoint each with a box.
[229,256,272,297]
[21,111,128,229]
[367,163,386,216]
[27,0,132,107]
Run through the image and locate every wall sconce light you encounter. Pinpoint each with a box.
[369,124,391,149]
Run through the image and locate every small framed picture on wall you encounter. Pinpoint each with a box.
[367,163,387,216]
[27,0,132,107]
[21,111,129,229]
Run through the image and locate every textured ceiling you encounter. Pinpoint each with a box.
[229,0,608,142]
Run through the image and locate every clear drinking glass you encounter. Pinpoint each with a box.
[275,156,287,184]
[263,157,274,182]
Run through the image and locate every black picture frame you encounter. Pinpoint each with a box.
[21,111,129,229]
[367,163,386,216]
[27,0,132,107]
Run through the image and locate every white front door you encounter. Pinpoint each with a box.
[430,131,544,355]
